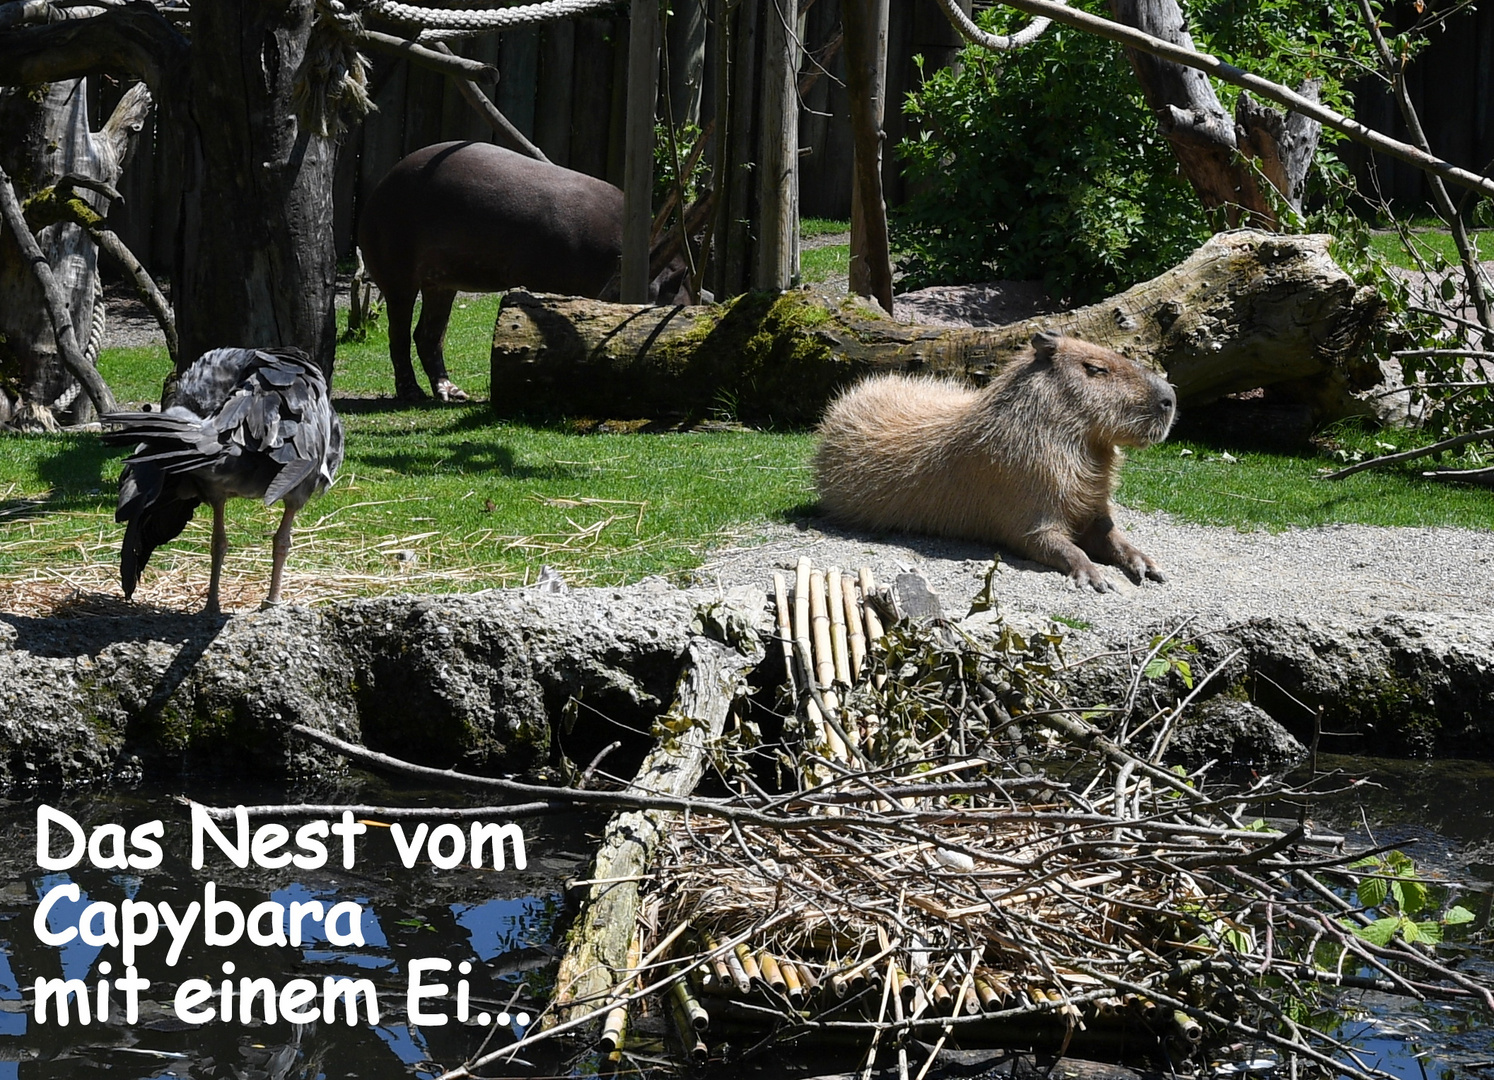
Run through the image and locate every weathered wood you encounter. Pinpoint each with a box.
[552,634,759,1025]
[0,160,116,417]
[621,0,660,302]
[843,0,893,312]
[491,231,1387,424]
[755,0,799,290]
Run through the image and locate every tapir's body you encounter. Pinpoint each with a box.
[358,141,629,401]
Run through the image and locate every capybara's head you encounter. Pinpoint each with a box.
[1027,331,1176,448]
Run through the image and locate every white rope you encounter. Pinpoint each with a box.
[932,0,1056,52]
[363,0,620,32]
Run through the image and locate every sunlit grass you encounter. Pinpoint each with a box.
[1368,227,1494,272]
[5,240,1491,613]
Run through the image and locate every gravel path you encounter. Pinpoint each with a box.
[689,512,1494,635]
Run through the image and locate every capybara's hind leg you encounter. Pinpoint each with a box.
[1026,524,1115,593]
[413,288,468,402]
[1076,515,1165,584]
[385,291,426,401]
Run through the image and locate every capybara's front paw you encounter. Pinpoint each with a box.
[1070,563,1116,593]
[434,379,469,403]
[1119,550,1166,584]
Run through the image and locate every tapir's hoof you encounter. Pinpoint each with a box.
[435,379,470,403]
[395,383,429,403]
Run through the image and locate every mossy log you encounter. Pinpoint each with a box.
[490,230,1386,425]
[551,634,759,1028]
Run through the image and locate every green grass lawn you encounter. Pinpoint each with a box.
[2,253,1490,613]
[1368,226,1494,271]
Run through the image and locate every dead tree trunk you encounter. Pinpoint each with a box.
[1110,0,1320,225]
[176,0,344,374]
[0,78,150,425]
[490,231,1386,424]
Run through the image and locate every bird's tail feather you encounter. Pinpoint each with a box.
[119,489,199,599]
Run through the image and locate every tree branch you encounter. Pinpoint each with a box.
[1322,426,1494,479]
[354,28,497,83]
[429,41,548,161]
[0,2,188,98]
[941,0,1494,203]
[0,163,117,416]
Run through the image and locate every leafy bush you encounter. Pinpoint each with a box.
[894,2,1209,302]
[893,0,1380,303]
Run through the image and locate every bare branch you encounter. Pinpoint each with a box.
[1321,426,1494,479]
[0,163,117,416]
[0,3,188,98]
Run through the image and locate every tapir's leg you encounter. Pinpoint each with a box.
[412,288,468,403]
[384,288,427,401]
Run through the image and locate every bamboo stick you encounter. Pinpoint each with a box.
[779,958,805,1002]
[792,558,834,760]
[756,950,788,994]
[733,941,762,983]
[827,567,853,687]
[599,1004,628,1053]
[669,997,709,1064]
[841,570,867,680]
[670,976,711,1032]
[806,568,849,764]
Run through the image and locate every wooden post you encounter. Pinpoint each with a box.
[754,0,799,290]
[717,0,762,298]
[844,0,893,314]
[622,0,661,302]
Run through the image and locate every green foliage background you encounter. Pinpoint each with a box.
[893,0,1379,302]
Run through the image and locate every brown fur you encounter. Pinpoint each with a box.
[814,332,1177,591]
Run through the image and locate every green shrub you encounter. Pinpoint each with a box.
[893,0,1380,303]
[894,2,1209,302]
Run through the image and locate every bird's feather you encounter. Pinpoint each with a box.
[103,345,343,606]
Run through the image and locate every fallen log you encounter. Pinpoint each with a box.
[550,633,760,1027]
[490,230,1386,425]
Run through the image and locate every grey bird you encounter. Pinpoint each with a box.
[101,346,344,615]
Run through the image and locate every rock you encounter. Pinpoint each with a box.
[1164,697,1306,769]
[0,581,768,794]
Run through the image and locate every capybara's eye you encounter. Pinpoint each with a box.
[1083,363,1109,377]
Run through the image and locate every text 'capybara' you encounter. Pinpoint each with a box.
[814,332,1177,591]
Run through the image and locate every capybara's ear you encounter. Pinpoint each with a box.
[1031,331,1062,359]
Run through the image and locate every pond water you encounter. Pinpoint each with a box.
[0,778,600,1079]
[1290,755,1494,1080]
[0,758,1490,1080]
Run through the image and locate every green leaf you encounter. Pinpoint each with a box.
[1398,878,1429,917]
[1353,917,1401,947]
[1357,875,1389,910]
[1443,905,1477,925]
[1386,849,1416,873]
[1174,659,1194,689]
[1415,920,1444,944]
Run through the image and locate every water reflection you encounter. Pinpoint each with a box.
[0,784,594,1079]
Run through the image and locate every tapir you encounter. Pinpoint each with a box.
[358,141,680,403]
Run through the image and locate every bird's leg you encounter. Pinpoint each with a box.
[206,500,228,616]
[264,505,298,609]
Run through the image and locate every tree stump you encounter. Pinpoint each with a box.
[490,230,1386,426]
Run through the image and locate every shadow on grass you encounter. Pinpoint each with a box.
[0,435,123,527]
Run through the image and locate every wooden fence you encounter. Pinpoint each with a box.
[93,0,1494,277]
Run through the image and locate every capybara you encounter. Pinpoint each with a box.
[358,141,685,403]
[814,331,1177,591]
